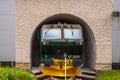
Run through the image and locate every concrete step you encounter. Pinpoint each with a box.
[75,74,96,80]
[82,71,96,76]
[30,70,49,80]
[33,71,43,75]
[35,74,49,80]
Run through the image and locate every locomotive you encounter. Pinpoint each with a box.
[39,23,83,77]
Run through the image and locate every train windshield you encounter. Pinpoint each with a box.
[64,29,82,39]
[43,29,61,39]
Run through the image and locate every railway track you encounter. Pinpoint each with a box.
[31,70,96,80]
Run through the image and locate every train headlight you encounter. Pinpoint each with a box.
[43,41,49,45]
[41,63,45,67]
[76,41,82,45]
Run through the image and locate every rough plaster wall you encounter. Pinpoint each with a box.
[16,0,113,70]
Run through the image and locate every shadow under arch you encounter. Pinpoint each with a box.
[31,14,96,69]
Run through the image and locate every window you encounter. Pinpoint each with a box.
[64,29,82,39]
[43,29,61,39]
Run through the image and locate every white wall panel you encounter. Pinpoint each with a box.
[114,0,120,11]
[112,13,120,63]
[0,0,15,61]
[0,0,15,14]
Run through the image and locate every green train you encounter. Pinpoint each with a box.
[39,23,84,77]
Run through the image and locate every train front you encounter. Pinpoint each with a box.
[39,24,83,77]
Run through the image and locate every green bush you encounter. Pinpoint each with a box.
[98,70,120,80]
[0,67,36,80]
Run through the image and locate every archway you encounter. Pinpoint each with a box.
[31,14,96,69]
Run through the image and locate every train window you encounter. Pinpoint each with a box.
[64,29,82,39]
[43,29,61,39]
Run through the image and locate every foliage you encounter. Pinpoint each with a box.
[0,67,36,80]
[97,70,120,80]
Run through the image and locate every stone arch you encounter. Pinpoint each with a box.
[31,14,96,69]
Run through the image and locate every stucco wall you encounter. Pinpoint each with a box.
[16,0,113,70]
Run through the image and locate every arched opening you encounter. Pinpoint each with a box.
[31,14,96,69]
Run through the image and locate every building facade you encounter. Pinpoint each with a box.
[112,0,120,69]
[0,0,15,64]
[16,0,113,70]
[1,0,120,70]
